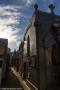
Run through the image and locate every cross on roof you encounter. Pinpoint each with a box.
[34,0,38,11]
[49,3,55,14]
[34,3,38,11]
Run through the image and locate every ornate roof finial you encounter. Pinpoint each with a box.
[34,3,38,11]
[34,0,38,11]
[49,3,55,14]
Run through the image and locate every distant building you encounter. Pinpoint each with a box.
[12,49,19,71]
[6,48,11,71]
[16,50,19,71]
[11,50,16,69]
[19,42,24,75]
[0,38,8,85]
[22,4,60,90]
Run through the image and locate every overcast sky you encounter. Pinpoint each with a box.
[0,0,60,51]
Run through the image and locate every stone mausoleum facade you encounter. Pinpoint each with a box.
[19,4,60,90]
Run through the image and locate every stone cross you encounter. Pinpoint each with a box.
[49,3,55,14]
[34,3,38,11]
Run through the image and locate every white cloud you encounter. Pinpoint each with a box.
[26,0,33,5]
[0,18,17,25]
[26,0,34,6]
[0,25,22,51]
[0,5,21,20]
[0,5,23,51]
[0,26,16,41]
[0,1,33,51]
[9,41,18,51]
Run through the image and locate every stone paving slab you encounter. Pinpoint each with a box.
[10,67,30,90]
[1,71,23,89]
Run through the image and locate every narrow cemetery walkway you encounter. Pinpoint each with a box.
[1,69,23,90]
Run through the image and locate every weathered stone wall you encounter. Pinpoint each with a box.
[24,16,39,88]
[25,25,36,56]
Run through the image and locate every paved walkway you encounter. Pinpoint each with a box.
[10,67,31,90]
[1,70,23,90]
